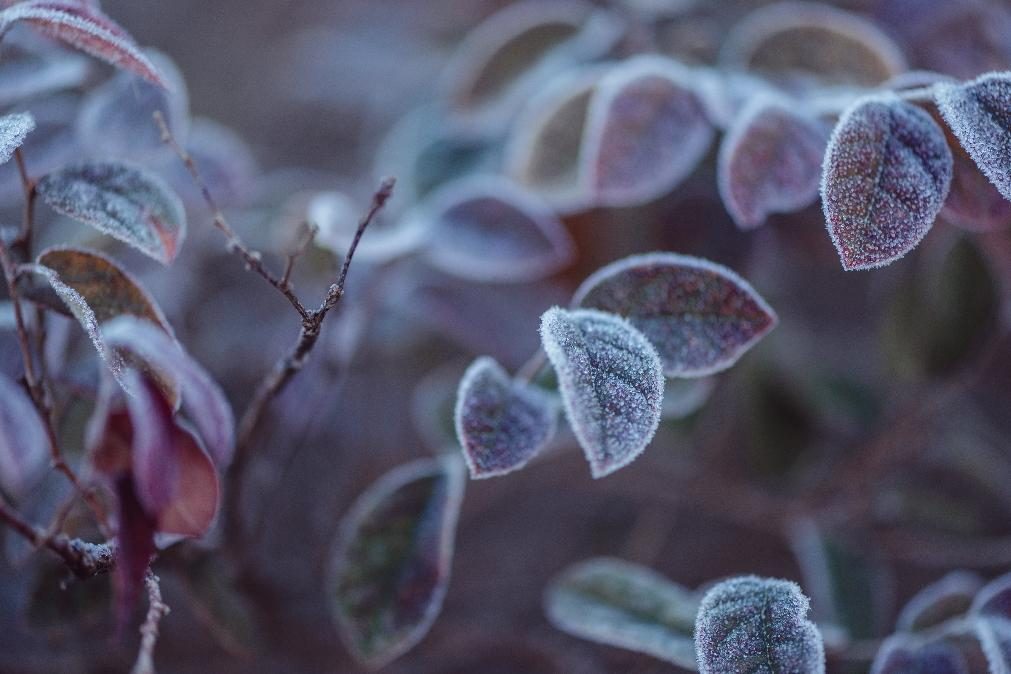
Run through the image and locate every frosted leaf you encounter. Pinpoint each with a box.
[936,73,1011,204]
[545,557,699,668]
[870,637,969,674]
[573,252,778,378]
[329,455,465,669]
[75,49,188,160]
[0,111,35,164]
[0,372,48,499]
[103,316,235,468]
[310,190,428,264]
[720,2,906,87]
[420,177,575,283]
[0,1,166,87]
[31,246,172,386]
[694,576,825,674]
[972,572,1011,674]
[454,356,557,479]
[505,65,606,213]
[37,160,186,264]
[539,307,664,478]
[442,0,621,128]
[718,97,828,229]
[821,94,953,270]
[896,572,983,632]
[581,56,714,207]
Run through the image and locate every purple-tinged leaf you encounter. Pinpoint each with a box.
[103,316,234,468]
[539,307,664,478]
[897,572,983,632]
[573,252,778,378]
[123,370,177,517]
[718,97,828,230]
[329,455,465,669]
[37,160,186,265]
[693,68,777,130]
[155,423,218,538]
[112,474,156,629]
[694,576,825,674]
[0,372,48,499]
[454,356,557,479]
[0,31,90,106]
[420,177,575,283]
[936,73,1011,204]
[662,377,715,420]
[581,56,714,207]
[972,572,1011,674]
[172,117,256,208]
[0,111,35,164]
[821,95,953,270]
[871,637,969,674]
[545,557,698,668]
[720,1,906,87]
[0,1,166,87]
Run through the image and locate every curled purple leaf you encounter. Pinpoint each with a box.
[718,97,827,230]
[420,177,575,283]
[896,571,983,632]
[870,637,969,674]
[573,252,777,378]
[544,557,698,668]
[0,111,35,164]
[821,95,953,270]
[454,356,557,479]
[0,372,48,499]
[36,160,187,265]
[329,455,465,669]
[581,56,714,207]
[539,307,664,478]
[694,576,825,674]
[123,370,178,517]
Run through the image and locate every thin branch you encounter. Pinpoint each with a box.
[0,497,114,578]
[131,571,170,674]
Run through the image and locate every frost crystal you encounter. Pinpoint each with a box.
[695,576,825,674]
[454,356,557,479]
[0,111,35,165]
[573,252,778,378]
[539,307,664,478]
[821,94,953,270]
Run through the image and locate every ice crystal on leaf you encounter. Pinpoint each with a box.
[0,111,34,164]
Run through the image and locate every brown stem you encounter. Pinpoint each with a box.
[131,571,170,674]
[0,497,114,578]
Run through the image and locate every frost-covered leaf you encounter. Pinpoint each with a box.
[718,97,827,229]
[420,177,575,283]
[0,1,166,87]
[694,576,825,674]
[0,111,35,164]
[454,356,557,479]
[330,455,465,669]
[936,72,1011,205]
[821,95,953,270]
[37,160,186,264]
[871,637,969,674]
[0,372,48,499]
[31,247,171,382]
[897,572,983,632]
[103,316,234,468]
[972,572,1011,674]
[582,56,714,207]
[545,557,699,668]
[573,252,777,378]
[539,307,664,478]
[720,2,906,87]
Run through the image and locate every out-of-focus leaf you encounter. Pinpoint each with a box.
[544,557,699,668]
[573,252,778,378]
[871,637,969,674]
[662,377,715,420]
[0,372,48,499]
[0,111,34,164]
[112,474,156,627]
[720,1,906,87]
[896,572,983,632]
[171,117,256,207]
[694,576,825,674]
[123,370,177,516]
[37,160,186,264]
[936,72,1011,203]
[0,1,166,87]
[155,422,218,537]
[581,56,713,207]
[420,177,575,283]
[330,455,466,669]
[821,95,952,270]
[75,49,188,160]
[310,190,428,264]
[539,307,664,478]
[103,316,235,468]
[717,97,827,229]
[0,31,90,106]
[971,572,1011,674]
[454,356,557,479]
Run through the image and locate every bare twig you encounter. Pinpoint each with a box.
[0,497,114,578]
[131,571,170,674]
